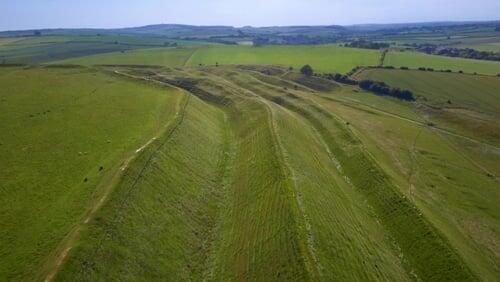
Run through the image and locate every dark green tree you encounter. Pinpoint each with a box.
[300,65,314,76]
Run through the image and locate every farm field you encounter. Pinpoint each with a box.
[0,35,201,64]
[184,45,381,73]
[56,45,381,73]
[384,50,500,75]
[0,66,183,280]
[54,47,197,67]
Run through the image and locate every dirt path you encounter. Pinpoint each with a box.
[42,73,186,282]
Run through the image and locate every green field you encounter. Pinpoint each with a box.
[457,42,500,52]
[56,45,381,73]
[384,51,500,75]
[0,66,183,280]
[356,68,500,146]
[0,65,485,281]
[0,35,203,64]
[55,47,196,66]
[356,68,500,114]
[1,32,500,280]
[185,45,381,73]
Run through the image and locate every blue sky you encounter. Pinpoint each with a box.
[1,0,499,31]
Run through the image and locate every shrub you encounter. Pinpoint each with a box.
[300,65,314,76]
[359,80,415,101]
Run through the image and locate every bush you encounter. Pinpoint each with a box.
[400,66,409,70]
[324,73,357,85]
[300,65,314,76]
[359,79,415,101]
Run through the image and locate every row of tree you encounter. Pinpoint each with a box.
[407,43,500,61]
[300,65,416,102]
[344,40,390,50]
[253,35,341,46]
[359,80,415,101]
[322,73,357,85]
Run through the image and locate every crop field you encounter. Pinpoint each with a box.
[0,64,487,281]
[55,47,197,67]
[0,66,183,280]
[55,45,381,73]
[184,45,381,73]
[0,35,200,64]
[384,51,500,75]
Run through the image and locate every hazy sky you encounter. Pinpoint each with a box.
[1,0,499,31]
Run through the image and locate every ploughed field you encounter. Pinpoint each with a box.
[1,63,498,281]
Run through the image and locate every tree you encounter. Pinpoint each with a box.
[300,65,314,76]
[34,30,41,36]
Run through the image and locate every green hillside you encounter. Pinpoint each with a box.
[1,33,499,281]
[0,66,183,280]
[14,65,491,281]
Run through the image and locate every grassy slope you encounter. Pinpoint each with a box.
[186,45,381,73]
[54,65,492,280]
[313,90,499,280]
[359,69,500,152]
[358,69,500,114]
[54,47,196,66]
[0,66,182,280]
[220,70,410,280]
[56,94,230,280]
[5,64,496,280]
[384,51,500,75]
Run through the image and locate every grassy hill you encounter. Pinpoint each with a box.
[0,33,499,280]
[15,65,492,281]
[0,66,183,280]
[355,68,500,146]
[384,51,500,75]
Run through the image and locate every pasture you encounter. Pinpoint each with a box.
[36,65,498,281]
[55,45,381,73]
[55,47,196,67]
[384,51,500,75]
[0,66,183,280]
[356,68,500,146]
